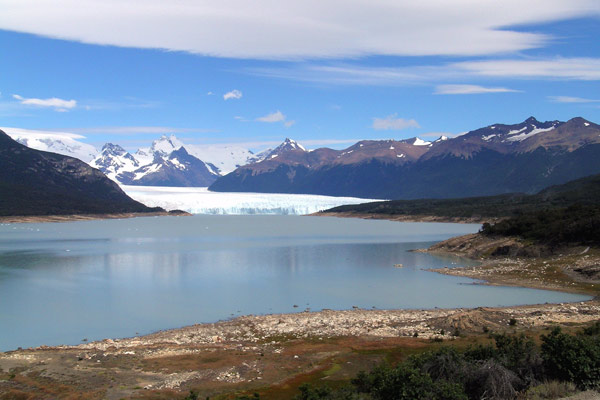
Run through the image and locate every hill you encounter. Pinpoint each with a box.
[0,129,162,216]
[321,172,600,222]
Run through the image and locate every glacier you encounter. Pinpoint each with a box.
[122,186,381,215]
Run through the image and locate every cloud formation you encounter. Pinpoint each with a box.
[249,57,600,86]
[13,94,77,111]
[458,58,600,80]
[1,1,598,60]
[372,114,419,131]
[434,84,519,95]
[256,111,295,128]
[223,89,242,100]
[548,96,600,103]
[257,111,286,123]
[69,126,217,135]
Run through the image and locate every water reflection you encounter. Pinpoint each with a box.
[0,216,589,351]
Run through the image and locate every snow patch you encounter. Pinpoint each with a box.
[134,164,162,180]
[412,138,432,146]
[396,154,405,158]
[482,134,496,141]
[389,146,395,150]
[585,122,590,127]
[507,127,527,135]
[506,126,556,142]
[170,158,186,170]
[122,186,382,215]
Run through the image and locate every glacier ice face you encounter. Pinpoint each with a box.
[122,185,381,215]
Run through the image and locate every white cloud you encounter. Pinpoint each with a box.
[223,89,242,100]
[434,84,520,95]
[250,57,600,86]
[257,111,286,123]
[372,114,420,131]
[548,96,600,103]
[207,91,214,96]
[1,126,86,139]
[68,126,218,135]
[0,1,598,60]
[13,94,77,111]
[256,110,295,128]
[457,58,600,81]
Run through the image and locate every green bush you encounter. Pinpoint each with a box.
[352,364,466,400]
[541,327,600,390]
[293,327,600,399]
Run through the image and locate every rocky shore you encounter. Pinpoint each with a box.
[0,210,191,224]
[425,233,600,296]
[314,211,491,224]
[2,301,598,399]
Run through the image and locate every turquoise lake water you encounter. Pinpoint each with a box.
[0,215,590,351]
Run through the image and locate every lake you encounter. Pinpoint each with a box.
[0,215,589,351]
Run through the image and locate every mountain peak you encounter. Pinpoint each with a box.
[525,116,539,124]
[271,138,306,154]
[150,134,184,155]
[567,117,593,126]
[101,143,127,155]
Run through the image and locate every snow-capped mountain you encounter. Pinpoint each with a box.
[3,127,98,163]
[132,134,268,175]
[90,143,140,182]
[210,117,600,199]
[184,143,269,175]
[91,135,220,187]
[267,138,306,156]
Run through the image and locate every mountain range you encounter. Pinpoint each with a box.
[90,135,271,187]
[0,130,160,216]
[2,128,272,187]
[5,116,600,200]
[210,117,600,199]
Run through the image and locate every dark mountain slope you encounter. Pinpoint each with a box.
[323,171,600,221]
[0,130,160,216]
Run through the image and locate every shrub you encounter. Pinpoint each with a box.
[493,333,543,387]
[541,327,600,390]
[524,381,577,399]
[352,364,466,400]
[463,359,521,400]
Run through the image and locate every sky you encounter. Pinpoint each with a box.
[1,0,600,152]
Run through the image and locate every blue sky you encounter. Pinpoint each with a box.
[1,1,599,151]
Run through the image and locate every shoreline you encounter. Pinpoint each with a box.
[0,210,191,224]
[9,299,598,353]
[314,211,496,224]
[2,301,598,398]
